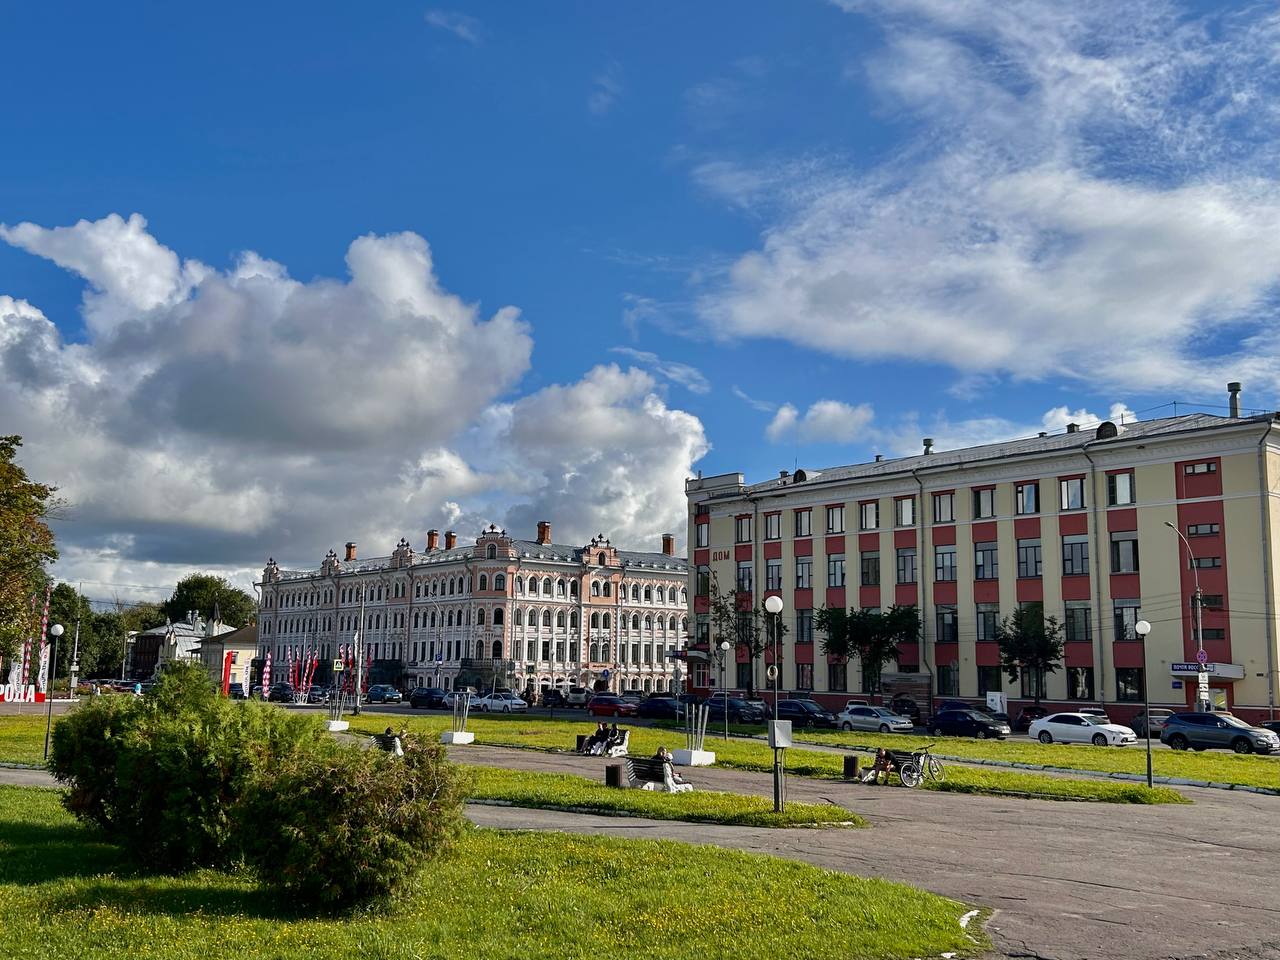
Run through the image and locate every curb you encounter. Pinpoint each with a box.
[466,797,860,828]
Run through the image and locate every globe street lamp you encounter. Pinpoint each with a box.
[1134,619,1155,789]
[719,639,732,741]
[1163,520,1210,711]
[43,624,64,761]
[763,595,785,714]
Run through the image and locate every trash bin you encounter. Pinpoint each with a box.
[843,755,861,779]
[605,764,624,789]
[576,734,588,752]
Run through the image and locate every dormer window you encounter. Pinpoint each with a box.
[487,544,497,560]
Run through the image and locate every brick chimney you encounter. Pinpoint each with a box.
[536,520,552,545]
[344,542,357,562]
[444,530,457,550]
[426,529,439,551]
[661,533,675,556]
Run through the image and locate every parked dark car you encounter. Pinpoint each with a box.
[934,699,976,715]
[587,695,637,718]
[705,697,767,724]
[1160,712,1280,754]
[1013,705,1049,732]
[226,682,245,700]
[1262,720,1280,737]
[744,698,774,719]
[928,709,1011,739]
[541,689,567,708]
[677,693,705,706]
[306,686,329,704]
[267,682,295,703]
[635,697,683,720]
[888,695,921,725]
[409,686,447,709]
[366,684,402,704]
[775,699,838,729]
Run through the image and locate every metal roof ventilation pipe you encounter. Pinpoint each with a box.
[922,438,934,455]
[1229,381,1242,418]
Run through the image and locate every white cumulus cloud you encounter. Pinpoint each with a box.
[766,400,875,444]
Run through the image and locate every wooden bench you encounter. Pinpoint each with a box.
[372,733,402,754]
[606,757,667,788]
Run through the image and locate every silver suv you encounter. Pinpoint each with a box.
[1160,712,1280,754]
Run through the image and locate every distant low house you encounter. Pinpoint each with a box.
[196,623,258,692]
[128,610,236,679]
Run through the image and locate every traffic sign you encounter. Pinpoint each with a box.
[602,669,611,679]
[332,659,344,672]
[1196,649,1208,665]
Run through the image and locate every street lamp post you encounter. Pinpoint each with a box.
[763,594,786,813]
[719,640,731,741]
[1133,619,1155,789]
[44,624,64,761]
[1164,520,1210,712]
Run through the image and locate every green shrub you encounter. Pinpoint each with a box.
[240,733,470,907]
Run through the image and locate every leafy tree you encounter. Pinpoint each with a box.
[704,574,786,698]
[163,574,255,628]
[0,436,59,662]
[995,602,1065,705]
[816,605,917,692]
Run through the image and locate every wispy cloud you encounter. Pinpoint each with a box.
[732,385,776,413]
[588,62,624,116]
[611,347,709,394]
[424,9,483,45]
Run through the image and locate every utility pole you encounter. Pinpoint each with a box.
[1193,584,1208,712]
[69,583,83,697]
[353,582,365,716]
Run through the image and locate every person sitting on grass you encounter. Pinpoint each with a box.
[861,748,895,785]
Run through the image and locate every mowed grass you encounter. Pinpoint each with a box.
[465,764,865,826]
[352,715,1186,803]
[0,715,49,764]
[0,785,983,960]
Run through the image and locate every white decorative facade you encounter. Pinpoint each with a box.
[256,522,688,696]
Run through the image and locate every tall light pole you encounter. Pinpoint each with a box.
[69,584,83,698]
[44,624,64,761]
[719,639,731,741]
[353,582,366,716]
[1134,619,1155,789]
[1164,520,1210,711]
[763,594,786,812]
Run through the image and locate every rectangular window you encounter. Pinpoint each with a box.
[1201,627,1226,640]
[1183,461,1217,475]
[1110,532,1139,574]
[972,488,996,519]
[1064,603,1092,642]
[1068,666,1095,701]
[1020,666,1046,700]
[735,517,752,543]
[1113,600,1141,640]
[695,523,709,548]
[764,513,780,540]
[934,545,957,582]
[861,659,882,694]
[1107,471,1135,506]
[696,616,710,645]
[933,492,954,523]
[795,609,813,644]
[860,551,881,586]
[795,663,814,691]
[736,661,752,688]
[1016,538,1042,578]
[795,557,812,589]
[1062,535,1089,576]
[736,561,753,593]
[766,558,783,591]
[974,541,998,580]
[696,566,711,597]
[1116,667,1144,702]
[1060,477,1086,511]
[895,497,916,527]
[794,509,811,538]
[896,547,917,584]
[1200,594,1224,609]
[935,605,958,643]
[976,603,998,642]
[1015,481,1039,515]
[826,505,845,534]
[937,663,959,697]
[827,553,846,587]
[827,661,848,692]
[859,501,878,531]
[1187,523,1219,537]
[1190,556,1222,569]
[977,666,1002,695]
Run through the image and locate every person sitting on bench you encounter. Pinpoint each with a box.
[584,722,610,755]
[653,747,693,793]
[861,747,894,785]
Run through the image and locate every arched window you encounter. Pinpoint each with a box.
[569,611,578,628]
[591,581,601,597]
[557,578,566,596]
[412,611,420,628]
[516,577,524,594]
[632,614,640,630]
[528,576,537,594]
[590,642,599,662]
[430,611,437,628]
[447,610,454,627]
[527,608,537,627]
[569,581,578,598]
[494,608,504,626]
[602,613,611,629]
[631,584,640,601]
[492,639,502,658]
[494,573,506,591]
[657,586,665,603]
[448,578,455,596]
[476,640,485,658]
[603,582,612,597]
[431,581,438,596]
[644,615,653,630]
[680,588,688,604]
[487,543,497,559]
[681,617,689,634]
[644,587,652,602]
[669,616,677,631]
[556,610,566,629]
[479,573,489,591]
[542,609,552,627]
[542,578,552,595]
[600,640,610,660]
[477,608,486,626]
[591,612,600,629]
[515,608,524,626]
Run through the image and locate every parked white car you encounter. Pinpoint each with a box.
[1029,712,1137,747]
[837,705,914,733]
[443,690,480,709]
[475,692,528,713]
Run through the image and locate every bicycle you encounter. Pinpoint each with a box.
[915,742,945,782]
[889,743,945,788]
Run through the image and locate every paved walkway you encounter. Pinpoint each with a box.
[9,745,1279,960]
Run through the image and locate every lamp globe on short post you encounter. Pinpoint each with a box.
[43,624,65,761]
[719,639,732,741]
[1133,619,1155,789]
[763,594,785,714]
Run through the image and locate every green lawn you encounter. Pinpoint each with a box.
[352,715,1186,803]
[465,764,866,826]
[0,715,49,765]
[0,785,983,960]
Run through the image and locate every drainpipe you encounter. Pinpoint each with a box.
[1257,422,1277,721]
[752,495,761,699]
[1081,444,1107,710]
[911,468,933,713]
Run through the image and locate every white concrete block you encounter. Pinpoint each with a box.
[441,730,475,745]
[673,748,715,766]
[325,720,350,732]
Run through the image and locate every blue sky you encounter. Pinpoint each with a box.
[3,0,1279,597]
